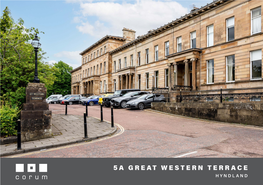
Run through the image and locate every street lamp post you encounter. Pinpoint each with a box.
[31,34,41,83]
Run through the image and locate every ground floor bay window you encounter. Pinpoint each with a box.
[251,50,262,80]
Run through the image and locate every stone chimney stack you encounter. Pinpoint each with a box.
[122,28,136,44]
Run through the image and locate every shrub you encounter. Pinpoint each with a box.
[0,103,20,137]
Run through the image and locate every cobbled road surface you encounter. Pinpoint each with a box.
[12,104,263,158]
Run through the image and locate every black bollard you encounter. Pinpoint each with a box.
[17,119,21,150]
[100,104,103,122]
[86,103,88,117]
[180,89,182,102]
[84,113,88,138]
[65,103,68,115]
[111,105,114,127]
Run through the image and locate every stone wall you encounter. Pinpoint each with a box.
[151,102,263,126]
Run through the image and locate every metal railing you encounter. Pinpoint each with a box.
[171,85,192,91]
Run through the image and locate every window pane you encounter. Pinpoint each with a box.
[208,33,213,46]
[251,50,262,61]
[252,17,261,34]
[226,17,234,27]
[228,27,235,41]
[227,55,235,81]
[252,8,261,18]
[252,60,262,78]
[192,38,196,48]
[191,31,196,39]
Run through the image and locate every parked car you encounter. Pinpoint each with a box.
[46,94,62,103]
[111,91,150,108]
[126,94,166,110]
[61,96,81,105]
[58,95,71,104]
[103,89,140,107]
[47,97,59,104]
[84,96,101,106]
[81,95,98,105]
[60,94,84,104]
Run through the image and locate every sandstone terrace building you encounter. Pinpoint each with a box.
[71,0,263,102]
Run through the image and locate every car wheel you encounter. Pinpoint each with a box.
[105,101,110,107]
[138,103,144,110]
[120,101,127,108]
[69,102,72,105]
[89,101,94,106]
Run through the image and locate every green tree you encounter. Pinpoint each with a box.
[0,7,58,108]
[47,61,73,96]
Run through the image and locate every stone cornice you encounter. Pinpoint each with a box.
[110,0,232,55]
[80,35,126,55]
[70,66,81,73]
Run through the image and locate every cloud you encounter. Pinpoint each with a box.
[74,0,188,38]
[54,51,81,69]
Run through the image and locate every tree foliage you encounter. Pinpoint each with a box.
[0,7,58,108]
[47,61,73,96]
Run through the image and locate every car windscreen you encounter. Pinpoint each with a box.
[123,92,137,97]
[138,94,149,99]
[114,90,122,95]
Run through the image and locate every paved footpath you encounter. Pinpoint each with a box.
[5,104,263,158]
[0,114,116,157]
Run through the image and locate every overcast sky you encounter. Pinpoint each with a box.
[1,0,212,69]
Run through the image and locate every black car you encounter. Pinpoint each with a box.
[126,94,166,110]
[111,91,149,108]
[103,89,140,107]
[61,96,81,105]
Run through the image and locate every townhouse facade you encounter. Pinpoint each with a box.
[71,0,263,99]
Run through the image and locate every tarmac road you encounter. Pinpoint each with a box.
[12,104,263,158]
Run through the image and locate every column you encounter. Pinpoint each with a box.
[129,73,132,89]
[120,75,123,90]
[191,58,197,90]
[173,62,178,86]
[126,74,128,89]
[184,59,189,86]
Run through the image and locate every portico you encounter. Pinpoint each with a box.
[167,48,201,91]
[117,66,135,90]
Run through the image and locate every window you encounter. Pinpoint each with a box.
[207,59,214,84]
[104,46,106,53]
[85,69,87,77]
[207,25,214,47]
[165,69,169,87]
[114,79,116,91]
[104,80,107,93]
[138,52,141,66]
[104,62,106,74]
[250,50,262,79]
[226,17,235,41]
[146,49,149,64]
[138,74,141,89]
[100,81,102,93]
[131,55,133,66]
[177,37,182,52]
[85,57,87,63]
[226,55,235,82]
[97,65,99,75]
[155,71,159,87]
[119,59,121,69]
[91,54,92,60]
[146,73,149,89]
[190,31,196,48]
[100,48,102,55]
[100,63,102,75]
[82,58,84,64]
[165,41,169,56]
[88,69,89,76]
[97,50,99,57]
[124,57,127,68]
[90,67,92,76]
[114,61,116,72]
[93,66,95,75]
[155,46,158,61]
[251,7,261,35]
[94,52,96,58]
[88,55,90,61]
